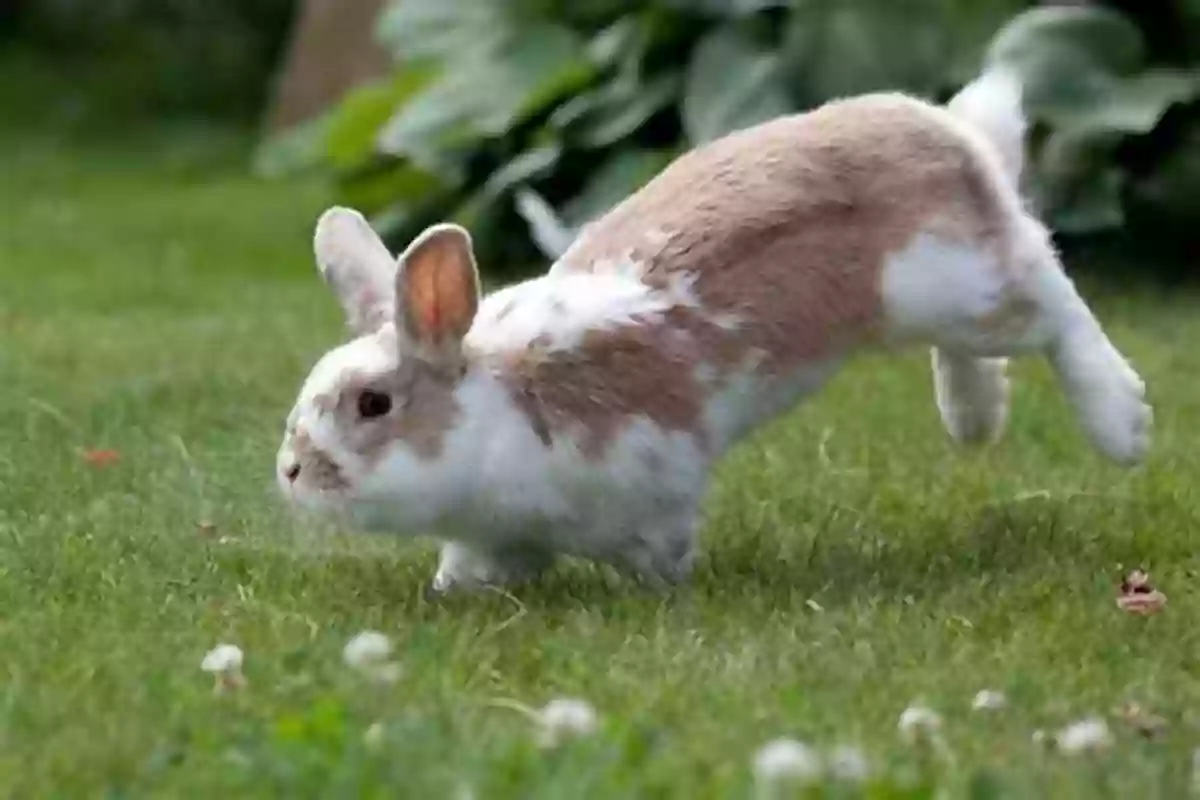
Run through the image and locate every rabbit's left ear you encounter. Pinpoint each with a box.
[313,207,396,336]
[395,223,481,366]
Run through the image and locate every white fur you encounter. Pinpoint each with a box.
[946,67,1026,180]
[313,208,396,335]
[469,271,665,354]
[468,247,700,359]
[700,356,842,453]
[878,220,1148,461]
[931,350,1009,445]
[277,332,396,514]
[881,233,1009,343]
[955,70,1147,461]
[916,69,1027,446]
[419,395,710,590]
[881,231,1015,445]
[880,69,1151,462]
[1027,263,1151,464]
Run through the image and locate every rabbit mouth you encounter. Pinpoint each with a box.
[296,453,349,492]
[278,433,352,500]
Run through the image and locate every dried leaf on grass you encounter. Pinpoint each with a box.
[1117,569,1166,615]
[81,448,121,467]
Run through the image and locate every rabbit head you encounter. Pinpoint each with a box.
[276,208,491,532]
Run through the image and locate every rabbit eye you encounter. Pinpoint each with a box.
[356,390,392,419]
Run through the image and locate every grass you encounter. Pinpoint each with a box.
[3,67,1200,800]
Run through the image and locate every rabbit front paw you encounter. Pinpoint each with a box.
[430,541,553,593]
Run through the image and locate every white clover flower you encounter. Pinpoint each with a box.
[898,705,942,743]
[201,643,243,673]
[827,745,870,783]
[753,738,823,793]
[343,631,392,667]
[343,631,401,682]
[535,697,598,748]
[972,689,1007,712]
[200,643,245,691]
[1056,716,1112,755]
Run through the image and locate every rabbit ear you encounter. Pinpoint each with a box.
[313,207,396,336]
[395,223,481,366]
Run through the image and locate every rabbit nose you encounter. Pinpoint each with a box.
[285,463,301,483]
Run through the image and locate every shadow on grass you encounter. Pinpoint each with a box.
[695,493,1174,605]
[206,489,1185,624]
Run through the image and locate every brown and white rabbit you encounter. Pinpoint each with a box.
[277,68,1151,592]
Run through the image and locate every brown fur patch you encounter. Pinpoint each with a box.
[500,316,709,459]
[335,360,461,462]
[499,94,1013,459]
[559,94,1008,372]
[292,430,350,491]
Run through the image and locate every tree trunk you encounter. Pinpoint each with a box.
[263,0,391,132]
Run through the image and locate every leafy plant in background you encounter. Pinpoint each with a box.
[260,0,1200,278]
[993,5,1200,239]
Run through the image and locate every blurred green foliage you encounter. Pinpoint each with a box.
[260,1,1200,278]
[8,0,298,118]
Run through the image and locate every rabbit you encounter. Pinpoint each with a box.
[276,67,1151,593]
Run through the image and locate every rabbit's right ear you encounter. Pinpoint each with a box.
[313,207,396,336]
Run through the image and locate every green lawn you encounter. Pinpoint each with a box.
[3,88,1200,799]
